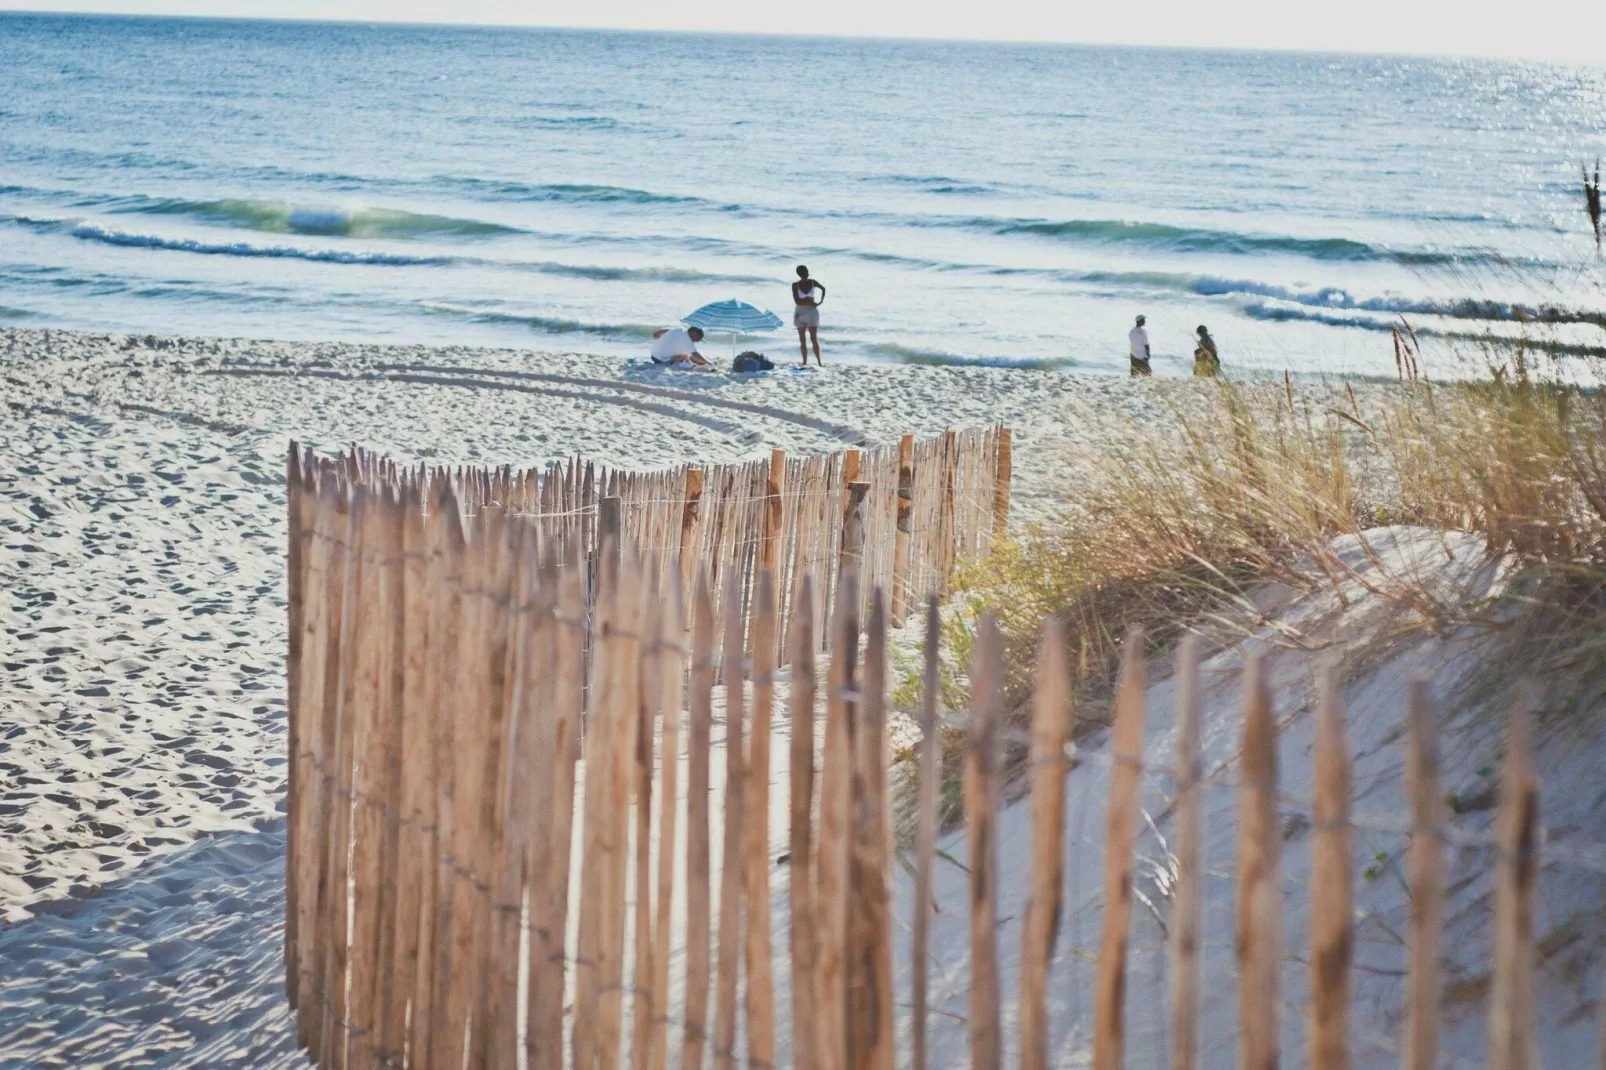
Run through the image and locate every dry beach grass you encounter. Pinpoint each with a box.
[907,353,1606,826]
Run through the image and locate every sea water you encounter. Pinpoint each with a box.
[2,13,1604,376]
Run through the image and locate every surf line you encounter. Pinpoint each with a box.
[202,366,765,445]
[371,363,868,445]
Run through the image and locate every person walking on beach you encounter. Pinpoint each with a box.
[1128,315,1152,377]
[1193,324,1221,377]
[792,265,826,366]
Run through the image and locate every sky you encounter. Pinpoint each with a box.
[5,0,1605,65]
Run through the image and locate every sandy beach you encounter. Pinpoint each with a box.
[5,327,1603,1067]
[0,326,1189,1064]
[2,324,1171,900]
[4,8,1602,1063]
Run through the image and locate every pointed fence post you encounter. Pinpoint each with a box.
[938,430,958,594]
[594,558,643,1070]
[1094,629,1147,1070]
[816,572,860,1070]
[416,480,466,1070]
[841,448,861,494]
[759,452,786,669]
[632,566,662,1070]
[1020,618,1070,1070]
[890,435,916,626]
[285,446,306,1006]
[1170,637,1203,1070]
[680,470,706,631]
[838,481,870,595]
[648,575,685,1070]
[1237,651,1281,1070]
[1488,689,1540,1070]
[712,580,746,1070]
[600,494,622,582]
[683,576,716,1070]
[386,477,433,1064]
[911,597,940,1070]
[745,572,778,1070]
[297,466,347,1051]
[320,484,363,1070]
[764,450,786,580]
[992,426,1012,540]
[1310,665,1352,1070]
[1404,677,1441,1070]
[847,592,894,1070]
[491,530,540,1070]
[966,614,1003,1070]
[530,561,585,1070]
[789,576,819,1070]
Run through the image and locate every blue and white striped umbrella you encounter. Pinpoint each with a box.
[681,299,783,334]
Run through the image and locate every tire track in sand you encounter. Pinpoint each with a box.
[203,366,779,446]
[369,362,869,446]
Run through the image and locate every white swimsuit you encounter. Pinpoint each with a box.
[794,282,819,327]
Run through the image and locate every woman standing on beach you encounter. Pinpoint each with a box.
[792,265,825,366]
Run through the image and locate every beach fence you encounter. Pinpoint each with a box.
[283,430,1568,1070]
[281,427,1009,1069]
[344,425,1006,644]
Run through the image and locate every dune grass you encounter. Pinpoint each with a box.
[893,349,1606,829]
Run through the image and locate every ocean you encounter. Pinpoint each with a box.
[2,13,1604,376]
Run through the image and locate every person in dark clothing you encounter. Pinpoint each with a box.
[1193,325,1221,377]
[1586,159,1602,250]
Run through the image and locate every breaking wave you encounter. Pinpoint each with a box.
[1077,270,1606,326]
[9,216,454,265]
[100,196,522,239]
[419,303,660,339]
[862,342,1072,369]
[950,215,1480,265]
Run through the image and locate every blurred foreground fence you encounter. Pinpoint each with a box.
[285,429,1576,1070]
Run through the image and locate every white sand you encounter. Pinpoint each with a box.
[5,328,1595,1066]
[2,326,1179,1065]
[0,326,1142,902]
[900,527,1606,1067]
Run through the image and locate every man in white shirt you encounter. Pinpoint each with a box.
[650,326,710,368]
[1128,315,1152,377]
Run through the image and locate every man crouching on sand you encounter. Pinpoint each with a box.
[650,325,712,368]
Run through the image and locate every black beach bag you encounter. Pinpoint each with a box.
[733,350,774,373]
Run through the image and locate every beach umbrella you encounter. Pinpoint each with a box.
[682,299,784,359]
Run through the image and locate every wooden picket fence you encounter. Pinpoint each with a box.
[376,424,1009,646]
[284,432,1563,1070]
[281,428,1009,1070]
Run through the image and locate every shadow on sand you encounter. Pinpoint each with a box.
[0,819,307,1069]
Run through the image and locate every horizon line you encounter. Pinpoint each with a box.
[3,6,1605,68]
